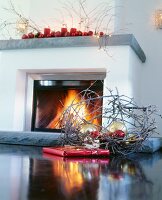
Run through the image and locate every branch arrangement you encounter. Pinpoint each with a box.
[58,86,161,155]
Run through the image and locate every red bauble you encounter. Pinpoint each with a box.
[38,33,44,38]
[70,32,76,36]
[89,131,100,139]
[51,31,55,37]
[47,33,52,37]
[114,130,125,138]
[82,32,88,36]
[28,32,35,38]
[75,31,79,36]
[22,34,29,39]
[64,32,70,37]
[55,31,61,37]
[78,31,82,36]
[100,32,104,36]
[88,31,93,36]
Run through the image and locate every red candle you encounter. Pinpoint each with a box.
[44,28,51,36]
[70,28,77,33]
[61,28,67,33]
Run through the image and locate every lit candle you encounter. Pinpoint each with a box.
[44,27,51,36]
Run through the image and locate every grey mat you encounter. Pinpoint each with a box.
[0,131,161,153]
[0,131,61,146]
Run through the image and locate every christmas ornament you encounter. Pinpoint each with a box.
[114,130,125,138]
[70,32,76,36]
[55,31,61,37]
[107,130,125,138]
[21,26,97,39]
[38,33,44,38]
[47,33,52,37]
[22,34,29,39]
[28,32,34,38]
[82,32,88,36]
[89,131,100,139]
[108,121,127,134]
[64,32,70,37]
[51,31,55,37]
[80,123,98,134]
[77,31,82,36]
[88,31,93,36]
[100,32,104,36]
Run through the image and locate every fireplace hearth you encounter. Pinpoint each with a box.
[32,80,103,132]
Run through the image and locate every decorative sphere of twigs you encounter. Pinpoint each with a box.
[59,87,160,155]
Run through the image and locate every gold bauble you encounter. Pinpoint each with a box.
[108,121,127,134]
[80,123,98,134]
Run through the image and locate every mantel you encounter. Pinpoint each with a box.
[0,34,146,63]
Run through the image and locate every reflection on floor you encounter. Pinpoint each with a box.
[0,144,161,200]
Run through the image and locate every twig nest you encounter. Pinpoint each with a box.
[108,121,127,134]
[59,88,160,155]
[80,123,98,134]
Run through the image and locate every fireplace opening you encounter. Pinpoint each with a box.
[31,80,103,132]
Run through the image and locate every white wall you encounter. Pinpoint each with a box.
[115,0,162,135]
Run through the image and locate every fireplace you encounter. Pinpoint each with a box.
[0,34,144,132]
[31,79,103,132]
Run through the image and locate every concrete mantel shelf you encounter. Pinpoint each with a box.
[0,34,146,63]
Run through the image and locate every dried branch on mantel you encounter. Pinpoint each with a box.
[0,0,41,37]
[59,0,115,34]
[0,0,115,39]
[58,85,162,155]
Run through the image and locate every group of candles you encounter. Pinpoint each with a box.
[22,27,104,39]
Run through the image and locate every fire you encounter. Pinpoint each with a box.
[47,89,100,129]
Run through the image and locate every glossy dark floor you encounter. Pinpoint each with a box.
[0,144,162,200]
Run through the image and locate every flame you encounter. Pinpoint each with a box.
[47,89,100,129]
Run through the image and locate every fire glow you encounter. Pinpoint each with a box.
[47,89,100,129]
